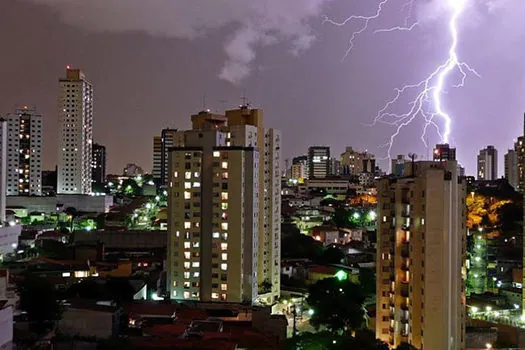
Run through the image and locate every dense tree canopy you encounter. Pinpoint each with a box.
[16,274,62,334]
[307,277,366,335]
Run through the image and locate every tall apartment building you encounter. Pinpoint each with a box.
[477,145,498,181]
[340,147,376,176]
[167,107,281,304]
[92,143,106,187]
[515,134,525,192]
[504,149,518,189]
[0,108,43,196]
[0,119,6,221]
[291,155,308,180]
[57,67,93,194]
[329,157,342,176]
[376,158,466,350]
[433,143,456,161]
[308,146,330,179]
[153,128,184,186]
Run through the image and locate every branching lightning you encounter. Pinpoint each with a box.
[325,0,479,159]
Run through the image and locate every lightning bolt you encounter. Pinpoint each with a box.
[325,0,479,159]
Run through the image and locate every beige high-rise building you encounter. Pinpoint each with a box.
[57,67,93,194]
[340,146,375,176]
[167,106,281,304]
[152,128,184,185]
[376,159,466,350]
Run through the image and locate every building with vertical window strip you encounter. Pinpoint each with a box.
[57,67,93,195]
[167,106,280,304]
[376,158,466,350]
[0,107,43,196]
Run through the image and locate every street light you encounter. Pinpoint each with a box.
[308,309,314,316]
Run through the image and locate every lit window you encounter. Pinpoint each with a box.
[174,171,179,178]
[193,182,200,188]
[221,223,228,230]
[194,172,200,178]
[193,272,200,278]
[173,291,177,297]
[184,272,190,278]
[221,253,228,261]
[184,191,191,199]
[221,284,227,291]
[185,172,191,179]
[221,192,228,200]
[212,293,219,299]
[184,262,191,269]
[221,294,227,301]
[62,272,71,277]
[221,212,227,220]
[184,252,191,259]
[421,218,425,225]
[213,232,220,239]
[184,222,191,229]
[221,162,228,169]
[221,203,228,210]
[74,271,88,278]
[221,263,228,271]
[192,262,200,268]
[382,216,387,223]
[185,182,191,189]
[184,292,190,299]
[176,231,180,237]
[192,242,200,248]
[221,243,228,251]
[183,281,190,288]
[213,151,220,158]
[222,172,228,179]
[184,242,191,249]
[222,233,228,240]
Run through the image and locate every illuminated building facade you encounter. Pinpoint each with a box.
[168,107,281,304]
[57,67,93,194]
[308,146,330,179]
[376,159,466,350]
[477,145,498,181]
[1,108,42,196]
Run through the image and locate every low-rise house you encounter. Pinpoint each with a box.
[58,300,122,339]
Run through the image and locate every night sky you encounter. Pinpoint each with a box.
[1,0,524,175]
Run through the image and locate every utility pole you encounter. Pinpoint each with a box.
[292,304,298,337]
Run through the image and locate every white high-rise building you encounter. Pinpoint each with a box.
[376,158,466,350]
[1,108,43,196]
[477,145,498,181]
[505,149,518,189]
[57,67,93,194]
[167,107,281,304]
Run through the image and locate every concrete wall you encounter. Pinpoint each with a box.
[0,306,13,350]
[6,196,56,213]
[0,225,21,259]
[58,308,114,339]
[74,230,166,249]
[57,195,113,213]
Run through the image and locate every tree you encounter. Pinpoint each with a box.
[38,240,72,260]
[98,336,135,350]
[396,343,417,350]
[332,208,350,228]
[259,279,272,293]
[307,277,366,335]
[16,274,62,334]
[282,233,324,260]
[285,331,388,350]
[359,268,376,297]
[321,247,345,265]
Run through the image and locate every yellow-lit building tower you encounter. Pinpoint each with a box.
[376,159,466,350]
[225,106,281,303]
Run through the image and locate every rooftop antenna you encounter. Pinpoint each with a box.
[202,94,208,112]
[241,89,249,107]
[408,153,418,177]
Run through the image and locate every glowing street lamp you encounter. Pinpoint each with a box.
[335,270,348,281]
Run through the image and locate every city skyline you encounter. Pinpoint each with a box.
[1,1,523,175]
